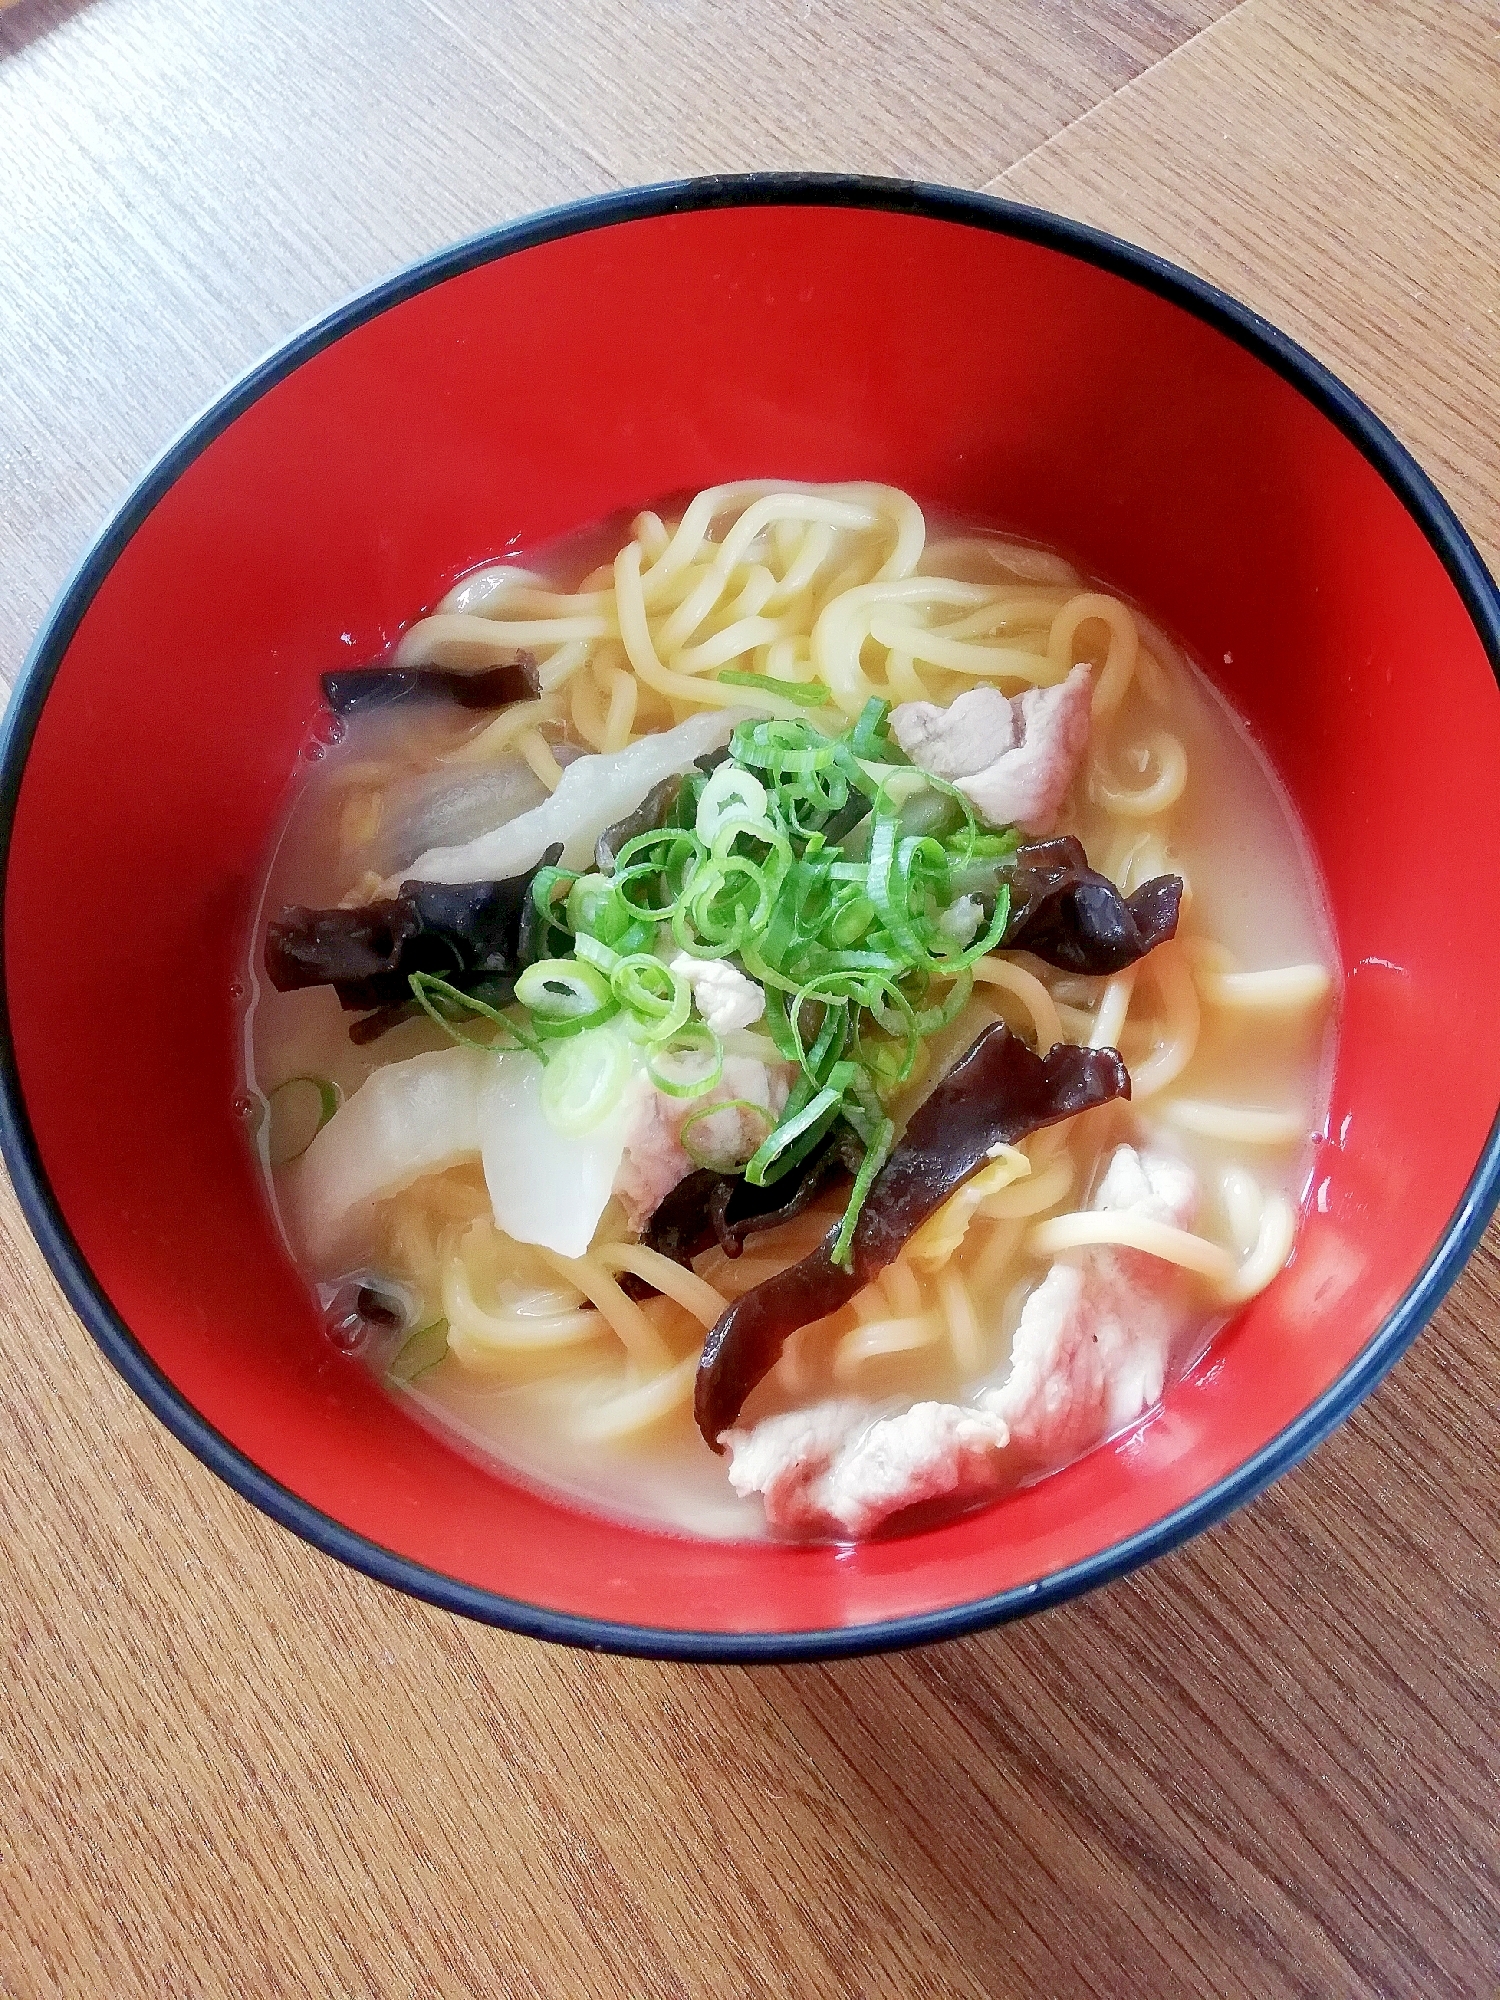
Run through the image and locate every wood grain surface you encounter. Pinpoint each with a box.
[2,1,1498,1995]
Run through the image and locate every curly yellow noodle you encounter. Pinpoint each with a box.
[766,521,835,608]
[395,611,612,670]
[1161,1100,1306,1146]
[658,495,874,652]
[833,1311,942,1382]
[938,1269,984,1372]
[883,646,933,704]
[966,1213,1026,1301]
[907,1146,1030,1270]
[1185,941,1333,1013]
[568,661,611,751]
[671,615,798,675]
[771,516,802,569]
[1027,1211,1237,1288]
[638,480,909,604]
[812,578,995,714]
[571,1352,700,1442]
[438,564,547,614]
[535,1246,674,1370]
[1052,1002,1098,1044]
[1090,966,1137,1051]
[718,562,779,623]
[1126,942,1201,1101]
[703,1251,807,1299]
[1220,1165,1266,1258]
[591,1242,730,1327]
[1224,1194,1297,1302]
[600,663,639,752]
[1091,729,1188,818]
[969,957,1064,1050]
[438,698,548,767]
[882,1261,925,1316]
[1105,830,1177,895]
[615,542,815,719]
[1047,592,1139,720]
[516,728,563,791]
[976,1153,1076,1221]
[639,482,786,595]
[535,637,596,694]
[867,612,1060,685]
[441,1259,604,1364]
[918,598,1064,643]
[772,1322,827,1397]
[632,510,671,562]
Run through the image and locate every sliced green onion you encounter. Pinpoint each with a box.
[266,1073,342,1168]
[743,1081,844,1186]
[613,827,705,923]
[525,865,579,960]
[715,669,834,707]
[566,871,619,938]
[647,1023,724,1099]
[611,954,691,1043]
[695,763,769,844]
[830,1118,894,1268]
[573,931,621,975]
[540,1024,633,1135]
[680,1097,774,1171]
[409,973,539,1053]
[912,966,974,1033]
[471,698,1024,1181]
[850,696,906,762]
[389,1317,450,1384]
[514,958,616,1034]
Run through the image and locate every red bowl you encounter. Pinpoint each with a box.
[4,179,1498,1660]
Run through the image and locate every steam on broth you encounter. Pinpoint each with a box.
[244,483,1336,1542]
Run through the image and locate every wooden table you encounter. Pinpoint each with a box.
[3,2,1497,1993]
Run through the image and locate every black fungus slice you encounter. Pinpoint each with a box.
[609,1130,859,1302]
[264,845,563,1018]
[594,776,684,872]
[646,1126,859,1265]
[1002,836,1182,975]
[693,1024,1131,1446]
[321,657,539,716]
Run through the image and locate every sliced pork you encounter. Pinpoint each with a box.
[724,1144,1202,1537]
[979,1146,1199,1458]
[890,664,1092,833]
[614,1057,792,1232]
[723,1398,1012,1538]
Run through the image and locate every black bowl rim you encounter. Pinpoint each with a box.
[2,173,1498,1665]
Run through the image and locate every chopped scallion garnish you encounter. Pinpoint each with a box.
[714,669,835,707]
[265,1073,342,1167]
[404,696,1020,1231]
[388,1317,450,1384]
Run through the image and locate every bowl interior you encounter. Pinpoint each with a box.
[6,194,1499,1646]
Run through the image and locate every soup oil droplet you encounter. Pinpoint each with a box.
[228,977,246,1002]
[231,1091,258,1122]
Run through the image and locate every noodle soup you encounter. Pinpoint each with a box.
[244,484,1336,1541]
